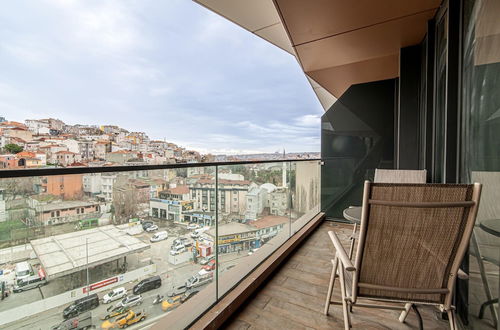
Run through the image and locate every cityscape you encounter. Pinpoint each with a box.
[0,133,320,328]
[0,116,320,170]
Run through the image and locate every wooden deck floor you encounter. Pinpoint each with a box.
[223,221,451,330]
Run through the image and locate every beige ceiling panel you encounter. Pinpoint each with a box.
[275,0,440,45]
[306,75,337,110]
[295,10,435,72]
[307,54,399,97]
[195,0,280,32]
[255,23,295,54]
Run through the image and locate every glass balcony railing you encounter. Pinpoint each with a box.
[0,159,321,329]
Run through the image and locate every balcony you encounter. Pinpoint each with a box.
[0,0,499,329]
[0,159,323,329]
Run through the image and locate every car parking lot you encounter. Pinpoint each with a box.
[0,220,244,329]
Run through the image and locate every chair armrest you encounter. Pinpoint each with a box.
[328,231,355,271]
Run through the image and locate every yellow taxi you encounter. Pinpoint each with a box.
[161,294,182,312]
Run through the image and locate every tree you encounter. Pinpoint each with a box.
[4,144,23,154]
[0,177,35,199]
[112,188,139,224]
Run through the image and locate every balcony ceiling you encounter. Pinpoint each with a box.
[194,0,441,107]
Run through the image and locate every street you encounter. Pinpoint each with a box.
[0,222,245,329]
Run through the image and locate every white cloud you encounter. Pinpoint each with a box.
[149,86,172,97]
[0,39,50,65]
[294,114,321,127]
[45,0,145,56]
[196,13,244,46]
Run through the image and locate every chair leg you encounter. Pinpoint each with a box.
[399,303,412,323]
[447,310,457,330]
[324,256,338,315]
[338,264,351,329]
[471,233,498,328]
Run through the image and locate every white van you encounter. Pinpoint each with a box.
[15,262,32,281]
[13,274,47,293]
[150,231,168,242]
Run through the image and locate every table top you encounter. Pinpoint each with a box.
[343,206,362,224]
[479,219,500,237]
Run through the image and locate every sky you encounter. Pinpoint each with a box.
[0,0,323,155]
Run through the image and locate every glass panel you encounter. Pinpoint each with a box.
[462,0,500,328]
[289,160,321,235]
[0,167,217,329]
[433,10,448,183]
[215,162,291,297]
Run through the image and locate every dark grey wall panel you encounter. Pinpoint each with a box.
[321,79,396,217]
[398,45,422,169]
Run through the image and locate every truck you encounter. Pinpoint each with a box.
[51,312,94,330]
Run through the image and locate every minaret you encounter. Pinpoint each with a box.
[282,148,287,188]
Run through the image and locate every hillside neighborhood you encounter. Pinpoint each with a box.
[0,116,211,169]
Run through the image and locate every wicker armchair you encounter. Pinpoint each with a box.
[325,181,482,330]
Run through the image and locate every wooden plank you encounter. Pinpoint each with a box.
[288,253,332,268]
[223,320,251,330]
[279,275,333,299]
[280,267,330,286]
[246,293,271,310]
[261,283,327,311]
[236,305,315,330]
[264,297,343,329]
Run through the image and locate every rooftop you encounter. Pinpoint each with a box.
[250,215,289,229]
[36,200,98,212]
[30,225,150,279]
[165,185,189,195]
[207,222,257,237]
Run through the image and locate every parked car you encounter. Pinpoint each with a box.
[190,231,200,239]
[170,244,186,256]
[115,294,142,309]
[186,223,199,230]
[13,274,47,293]
[185,272,213,289]
[201,259,216,272]
[161,294,183,312]
[132,276,161,295]
[102,287,127,304]
[141,220,154,231]
[199,255,215,265]
[100,305,130,320]
[173,237,193,247]
[145,224,158,232]
[181,289,199,303]
[150,231,168,242]
[166,285,187,297]
[63,294,100,320]
[51,312,93,330]
[115,310,146,328]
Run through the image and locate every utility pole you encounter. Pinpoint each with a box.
[86,238,89,296]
